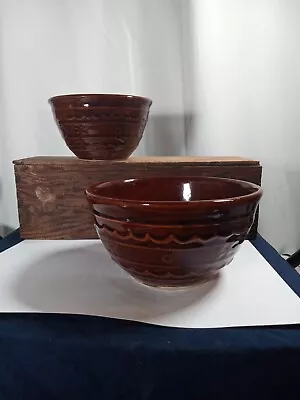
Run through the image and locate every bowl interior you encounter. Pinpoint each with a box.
[88,177,260,203]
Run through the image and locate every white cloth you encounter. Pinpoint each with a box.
[0,240,299,328]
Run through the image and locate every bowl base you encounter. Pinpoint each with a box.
[128,271,220,290]
[77,156,128,161]
[111,255,222,290]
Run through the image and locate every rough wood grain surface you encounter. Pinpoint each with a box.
[14,156,262,240]
[14,156,259,165]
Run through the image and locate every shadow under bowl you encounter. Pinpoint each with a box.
[86,176,262,288]
[49,93,152,160]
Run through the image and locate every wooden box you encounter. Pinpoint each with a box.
[13,156,262,239]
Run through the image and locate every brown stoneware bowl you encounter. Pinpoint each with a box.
[86,176,262,288]
[49,94,152,160]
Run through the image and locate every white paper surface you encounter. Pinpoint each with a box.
[0,240,299,328]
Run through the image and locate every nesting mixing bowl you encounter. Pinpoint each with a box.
[49,93,152,160]
[86,176,262,288]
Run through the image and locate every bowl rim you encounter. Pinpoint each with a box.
[48,93,152,105]
[85,176,262,209]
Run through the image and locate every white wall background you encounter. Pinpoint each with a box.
[185,0,300,253]
[0,0,299,254]
[0,0,186,236]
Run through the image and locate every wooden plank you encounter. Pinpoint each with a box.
[13,156,259,166]
[14,157,262,240]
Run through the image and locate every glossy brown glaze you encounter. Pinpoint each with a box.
[49,94,152,160]
[86,176,262,288]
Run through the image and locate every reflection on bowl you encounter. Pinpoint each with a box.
[49,93,152,160]
[86,176,262,288]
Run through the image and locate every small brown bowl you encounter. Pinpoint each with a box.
[49,93,152,160]
[86,176,262,288]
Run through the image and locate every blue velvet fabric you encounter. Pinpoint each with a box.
[0,229,22,254]
[0,231,299,399]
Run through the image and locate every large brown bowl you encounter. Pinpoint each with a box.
[49,93,152,160]
[86,176,262,288]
